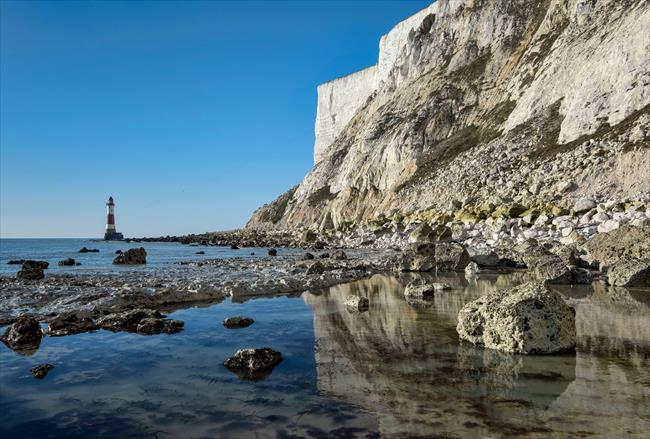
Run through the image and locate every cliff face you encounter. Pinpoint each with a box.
[248,0,650,231]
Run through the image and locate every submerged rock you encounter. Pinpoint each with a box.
[223,316,254,329]
[344,295,369,313]
[113,247,147,264]
[0,314,43,350]
[223,348,283,381]
[457,282,576,354]
[267,248,278,256]
[79,247,99,253]
[31,364,54,379]
[47,312,97,336]
[607,258,650,287]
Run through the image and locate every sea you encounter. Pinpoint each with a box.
[1,240,649,437]
[0,238,291,276]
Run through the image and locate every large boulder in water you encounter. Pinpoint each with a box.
[21,260,49,270]
[0,314,43,350]
[223,348,283,381]
[457,282,576,354]
[607,258,650,287]
[113,247,147,264]
[96,309,162,331]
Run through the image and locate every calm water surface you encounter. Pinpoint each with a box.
[1,271,649,438]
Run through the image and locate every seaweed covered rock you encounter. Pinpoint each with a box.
[457,282,576,354]
[223,348,283,381]
[113,247,147,264]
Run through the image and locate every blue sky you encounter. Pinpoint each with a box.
[0,0,431,238]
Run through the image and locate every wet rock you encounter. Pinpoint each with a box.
[7,260,24,265]
[137,318,184,335]
[267,248,277,256]
[57,258,77,266]
[457,282,576,354]
[96,309,162,332]
[115,250,123,254]
[403,280,435,299]
[230,244,239,249]
[585,226,650,266]
[302,252,315,260]
[17,268,44,280]
[523,246,572,284]
[223,348,283,381]
[223,316,255,329]
[569,266,593,285]
[395,252,434,271]
[31,364,54,379]
[306,261,326,275]
[433,242,471,271]
[21,260,49,270]
[79,247,99,253]
[344,295,369,313]
[320,252,330,258]
[465,261,479,277]
[607,258,650,287]
[195,251,205,255]
[0,314,43,349]
[48,312,97,336]
[332,250,348,260]
[113,247,147,264]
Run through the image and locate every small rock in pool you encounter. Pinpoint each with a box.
[79,247,99,253]
[268,248,277,256]
[223,316,255,329]
[332,250,348,260]
[223,348,283,381]
[403,280,435,299]
[1,314,43,349]
[250,252,255,255]
[303,252,315,260]
[344,295,369,313]
[230,244,239,250]
[57,258,77,266]
[31,364,54,379]
[137,318,184,335]
[195,251,205,254]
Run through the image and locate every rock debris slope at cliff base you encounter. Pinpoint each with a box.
[247,0,650,248]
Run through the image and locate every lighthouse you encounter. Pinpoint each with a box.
[104,196,124,240]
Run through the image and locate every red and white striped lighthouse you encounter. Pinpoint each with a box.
[104,196,124,240]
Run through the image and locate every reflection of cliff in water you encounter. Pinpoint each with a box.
[304,274,650,438]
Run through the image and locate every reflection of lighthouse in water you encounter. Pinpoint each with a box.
[104,196,124,240]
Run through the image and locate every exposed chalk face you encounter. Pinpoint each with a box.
[313,3,438,164]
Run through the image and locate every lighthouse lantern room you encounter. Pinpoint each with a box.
[104,196,124,240]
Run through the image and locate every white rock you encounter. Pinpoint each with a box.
[574,198,596,213]
[597,219,621,234]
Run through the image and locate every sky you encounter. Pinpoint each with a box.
[0,0,431,238]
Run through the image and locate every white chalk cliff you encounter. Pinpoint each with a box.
[248,0,650,230]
